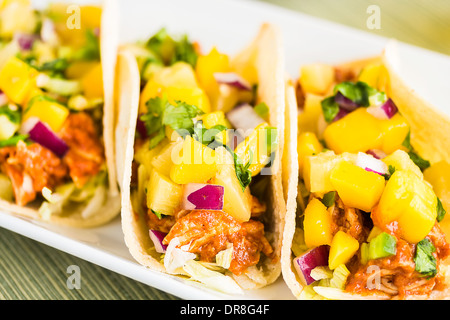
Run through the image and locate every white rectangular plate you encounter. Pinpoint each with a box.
[4,0,449,300]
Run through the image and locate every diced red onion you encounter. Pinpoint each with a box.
[293,245,330,285]
[226,103,265,134]
[332,107,350,122]
[366,98,398,120]
[213,72,251,91]
[182,183,224,211]
[334,92,359,111]
[149,230,168,253]
[366,149,387,160]
[136,114,148,139]
[13,32,37,51]
[356,152,388,176]
[27,120,69,158]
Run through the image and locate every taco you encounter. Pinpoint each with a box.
[0,0,120,227]
[282,41,450,300]
[116,23,286,293]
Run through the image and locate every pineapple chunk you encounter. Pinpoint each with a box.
[212,150,252,222]
[379,114,410,155]
[382,149,423,179]
[375,170,437,243]
[0,114,18,140]
[170,136,217,184]
[303,198,333,248]
[297,132,323,178]
[303,150,357,194]
[146,168,182,216]
[330,161,385,212]
[151,140,183,177]
[328,231,359,270]
[134,138,168,173]
[324,108,383,154]
[0,57,38,105]
[23,97,69,132]
[164,86,211,113]
[299,64,335,95]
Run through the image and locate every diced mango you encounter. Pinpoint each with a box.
[146,168,183,216]
[374,170,437,243]
[195,47,230,103]
[134,138,168,173]
[65,61,98,79]
[0,57,38,105]
[299,64,335,95]
[170,136,217,184]
[379,113,410,154]
[297,132,323,178]
[328,231,359,270]
[297,93,324,135]
[382,149,423,179]
[330,161,385,212]
[164,86,211,113]
[212,148,252,222]
[234,123,277,177]
[358,64,383,89]
[201,111,229,129]
[81,62,103,99]
[0,0,37,37]
[23,97,69,132]
[323,108,383,154]
[303,150,357,194]
[303,198,333,248]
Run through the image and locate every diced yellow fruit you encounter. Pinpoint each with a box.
[201,111,229,129]
[212,148,252,222]
[379,113,409,154]
[375,170,437,243]
[151,140,183,177]
[0,57,38,105]
[358,64,383,89]
[382,149,423,179]
[329,231,359,270]
[324,108,383,154]
[165,86,211,113]
[170,136,217,184]
[303,150,357,194]
[195,47,230,102]
[65,61,98,79]
[297,132,323,177]
[297,93,324,135]
[22,87,44,107]
[139,62,201,112]
[234,123,274,177]
[23,97,69,132]
[330,161,385,212]
[303,198,333,248]
[146,168,183,216]
[299,64,335,95]
[214,84,240,113]
[424,161,450,214]
[134,138,168,173]
[0,114,18,140]
[0,0,37,37]
[81,62,103,99]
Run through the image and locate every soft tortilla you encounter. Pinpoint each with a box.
[282,42,450,299]
[118,23,287,290]
[0,0,121,228]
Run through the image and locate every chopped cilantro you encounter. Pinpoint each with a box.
[321,191,336,207]
[414,238,437,278]
[254,102,269,119]
[401,131,430,171]
[321,96,340,123]
[437,198,446,223]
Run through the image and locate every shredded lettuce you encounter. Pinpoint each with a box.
[183,260,243,295]
[215,245,233,269]
[163,237,196,273]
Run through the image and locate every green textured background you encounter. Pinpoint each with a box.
[0,0,448,300]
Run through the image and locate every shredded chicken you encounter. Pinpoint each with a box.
[163,210,273,275]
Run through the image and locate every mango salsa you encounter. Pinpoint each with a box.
[297,132,323,177]
[330,161,385,212]
[374,170,437,243]
[170,136,217,184]
[303,151,357,194]
[0,57,38,105]
[379,113,409,154]
[299,64,335,95]
[323,108,383,154]
[23,97,69,132]
[303,198,333,248]
[382,149,423,179]
[81,62,103,99]
[328,231,359,270]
